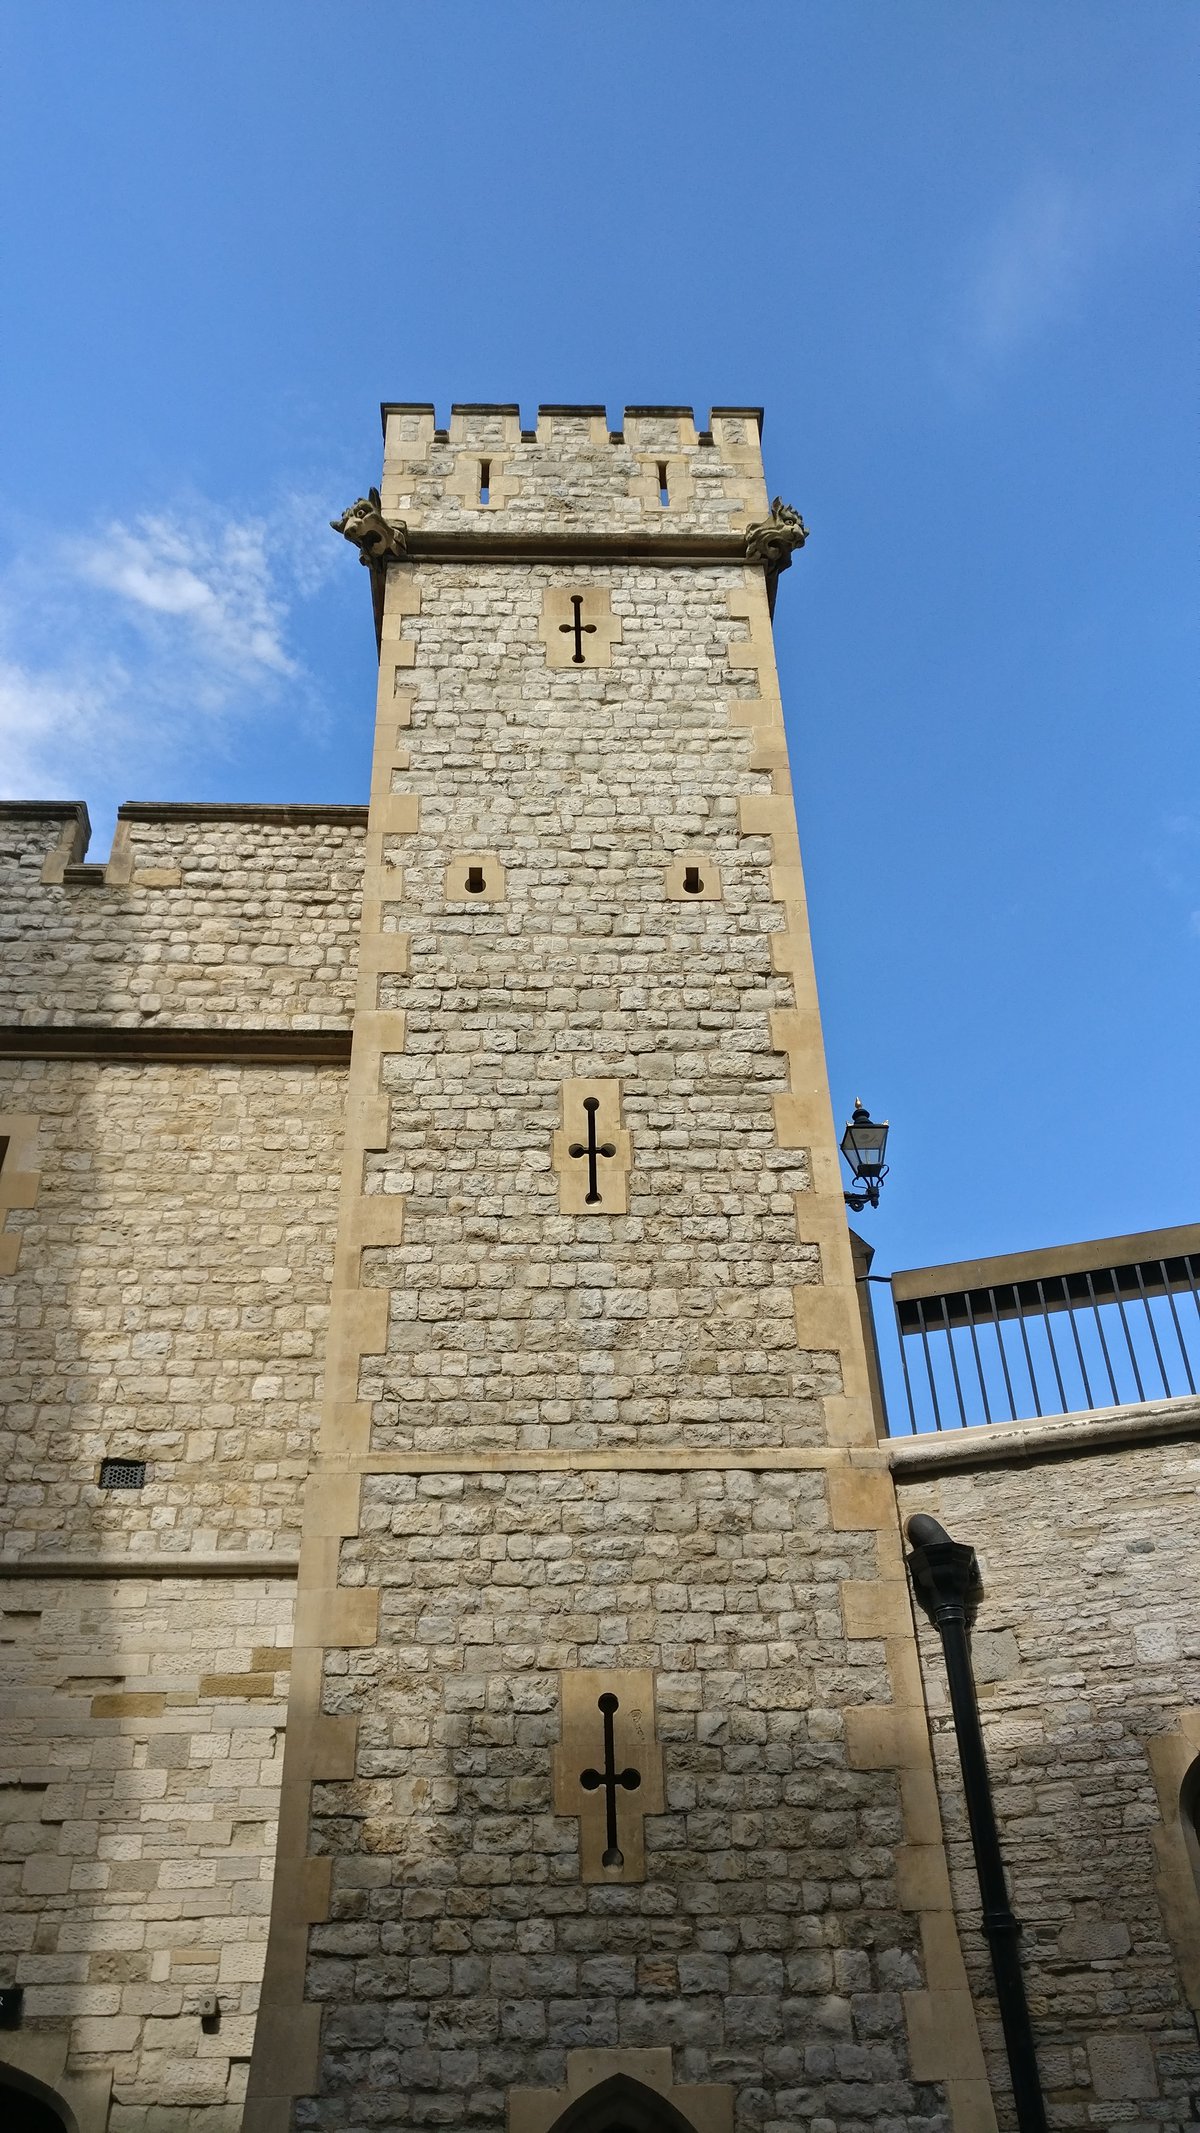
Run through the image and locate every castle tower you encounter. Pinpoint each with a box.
[244,404,991,2133]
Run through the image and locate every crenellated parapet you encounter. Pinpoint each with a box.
[378,399,774,537]
[0,800,367,1032]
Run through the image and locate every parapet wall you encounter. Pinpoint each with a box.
[0,803,367,1031]
[380,401,770,536]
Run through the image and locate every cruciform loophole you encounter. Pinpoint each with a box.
[559,594,597,665]
[580,1691,641,1870]
[568,1096,616,1205]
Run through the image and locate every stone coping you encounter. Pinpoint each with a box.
[116,802,369,824]
[0,800,91,822]
[403,530,751,564]
[0,1551,299,1578]
[312,1447,888,1474]
[0,1026,352,1064]
[888,1392,1200,1477]
[379,400,765,434]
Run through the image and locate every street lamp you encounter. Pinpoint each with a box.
[840,1099,889,1212]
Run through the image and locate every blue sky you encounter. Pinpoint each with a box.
[1,2,1196,1296]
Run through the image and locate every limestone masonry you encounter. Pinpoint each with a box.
[1,403,1196,2133]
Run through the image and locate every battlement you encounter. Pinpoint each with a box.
[0,800,366,1030]
[381,400,764,441]
[377,400,770,535]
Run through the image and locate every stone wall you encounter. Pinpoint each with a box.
[0,805,365,1029]
[0,1059,344,1559]
[303,1467,938,2133]
[249,399,989,2133]
[894,1428,1200,2132]
[364,560,819,1457]
[380,404,769,538]
[0,406,1003,2133]
[0,799,355,2121]
[0,1570,293,2132]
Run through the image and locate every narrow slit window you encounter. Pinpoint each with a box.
[479,459,491,506]
[99,1458,146,1490]
[466,865,486,894]
[683,865,704,894]
[657,461,670,507]
[0,1136,8,1173]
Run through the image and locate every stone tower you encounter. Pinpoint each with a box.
[241,404,990,2133]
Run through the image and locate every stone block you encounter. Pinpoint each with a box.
[903,1989,988,2083]
[1086,2032,1159,2099]
[70,2014,142,2054]
[1058,1917,1132,1962]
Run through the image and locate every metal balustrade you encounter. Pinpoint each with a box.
[885,1224,1200,1435]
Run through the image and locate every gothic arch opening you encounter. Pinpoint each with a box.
[546,2074,700,2133]
[0,2066,75,2133]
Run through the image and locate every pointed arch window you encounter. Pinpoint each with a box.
[547,2074,699,2133]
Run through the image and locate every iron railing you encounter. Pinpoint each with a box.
[887,1224,1200,1434]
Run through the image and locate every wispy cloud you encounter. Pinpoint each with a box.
[0,492,336,808]
[949,161,1191,379]
[1143,814,1200,942]
[79,515,299,677]
[960,173,1100,364]
[0,656,123,799]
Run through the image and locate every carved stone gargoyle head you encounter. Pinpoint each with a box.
[330,488,408,567]
[744,496,810,574]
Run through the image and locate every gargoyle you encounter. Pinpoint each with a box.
[330,488,408,567]
[744,497,810,575]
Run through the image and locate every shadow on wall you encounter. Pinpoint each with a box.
[0,800,353,2128]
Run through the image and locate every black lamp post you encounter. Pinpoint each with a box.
[841,1099,889,1212]
[905,1514,1048,2133]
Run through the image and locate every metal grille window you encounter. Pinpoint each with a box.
[99,1457,146,1490]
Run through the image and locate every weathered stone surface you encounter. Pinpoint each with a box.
[0,809,364,1029]
[379,404,769,536]
[294,1478,937,2129]
[0,407,993,2133]
[357,560,823,1457]
[897,1439,1200,2128]
[0,1575,290,2105]
[0,1059,343,1556]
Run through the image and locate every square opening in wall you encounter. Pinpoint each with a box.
[99,1457,147,1490]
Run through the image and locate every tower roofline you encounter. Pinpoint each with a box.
[379,400,765,437]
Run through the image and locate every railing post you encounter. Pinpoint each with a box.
[849,1227,890,1438]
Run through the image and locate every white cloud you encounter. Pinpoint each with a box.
[78,513,299,676]
[0,492,336,810]
[0,656,123,801]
